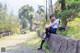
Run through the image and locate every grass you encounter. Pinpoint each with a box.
[0,31,41,53]
[0,33,18,40]
[22,32,54,52]
[22,32,41,50]
[67,18,80,39]
[58,18,80,39]
[42,42,54,53]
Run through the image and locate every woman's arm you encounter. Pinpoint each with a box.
[45,19,60,28]
[44,22,56,28]
[48,22,57,27]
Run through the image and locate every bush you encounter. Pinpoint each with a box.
[0,9,21,34]
[58,18,80,39]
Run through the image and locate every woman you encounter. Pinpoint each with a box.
[38,14,60,50]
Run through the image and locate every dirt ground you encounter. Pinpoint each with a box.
[0,32,45,53]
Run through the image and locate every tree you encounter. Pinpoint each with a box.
[19,4,34,31]
[54,0,80,28]
[21,18,27,29]
[37,5,45,17]
[37,5,46,27]
[0,2,20,33]
[48,0,53,15]
[59,0,66,11]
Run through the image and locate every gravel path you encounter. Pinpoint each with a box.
[0,32,45,53]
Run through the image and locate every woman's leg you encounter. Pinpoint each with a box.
[45,28,50,38]
[38,28,49,50]
[38,39,45,50]
[49,27,57,34]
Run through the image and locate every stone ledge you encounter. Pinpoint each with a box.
[47,34,80,53]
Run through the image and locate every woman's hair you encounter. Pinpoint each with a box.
[50,14,56,19]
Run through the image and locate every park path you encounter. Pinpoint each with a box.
[0,32,46,53]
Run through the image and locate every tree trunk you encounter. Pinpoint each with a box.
[60,0,67,28]
[63,20,67,28]
[29,15,33,31]
[30,20,32,31]
[60,0,66,11]
[49,0,53,15]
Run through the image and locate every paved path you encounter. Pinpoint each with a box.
[0,32,46,53]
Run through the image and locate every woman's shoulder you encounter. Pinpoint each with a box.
[57,19,60,20]
[56,19,60,21]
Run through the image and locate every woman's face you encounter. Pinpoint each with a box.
[51,16,56,21]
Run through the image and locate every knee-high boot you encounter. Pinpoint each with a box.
[38,40,45,50]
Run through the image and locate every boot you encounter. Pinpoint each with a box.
[38,40,45,50]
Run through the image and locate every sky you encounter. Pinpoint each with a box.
[0,0,57,15]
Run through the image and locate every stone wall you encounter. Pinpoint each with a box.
[47,34,80,53]
[37,30,80,53]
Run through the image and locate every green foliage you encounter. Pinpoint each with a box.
[58,18,80,38]
[57,30,68,36]
[37,5,45,17]
[43,42,54,53]
[43,42,48,50]
[55,0,80,27]
[19,4,34,19]
[66,0,80,2]
[55,0,80,39]
[67,18,80,38]
[58,9,75,20]
[36,5,46,29]
[57,10,74,27]
[21,18,27,29]
[0,2,20,33]
[19,4,34,31]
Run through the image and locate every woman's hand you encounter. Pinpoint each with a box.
[44,24,50,28]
